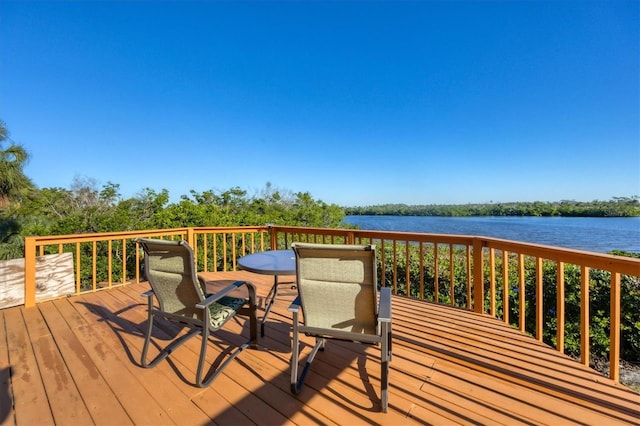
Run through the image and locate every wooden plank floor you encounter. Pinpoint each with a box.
[1,271,638,425]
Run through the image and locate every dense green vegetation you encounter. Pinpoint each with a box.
[0,178,346,259]
[346,197,640,217]
[0,121,35,209]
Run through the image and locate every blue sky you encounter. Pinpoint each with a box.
[1,1,638,207]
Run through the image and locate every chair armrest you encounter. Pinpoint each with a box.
[288,296,301,313]
[378,287,392,323]
[141,289,154,298]
[196,280,254,309]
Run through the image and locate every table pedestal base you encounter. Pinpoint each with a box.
[261,275,296,337]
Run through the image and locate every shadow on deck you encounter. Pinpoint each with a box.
[1,271,638,425]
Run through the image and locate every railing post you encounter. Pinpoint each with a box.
[347,231,355,245]
[24,237,37,308]
[186,227,195,248]
[269,225,278,250]
[473,238,484,314]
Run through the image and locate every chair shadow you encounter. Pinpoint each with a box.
[77,295,387,425]
[223,278,385,413]
[76,300,145,366]
[289,338,385,413]
[0,366,12,424]
[75,299,262,387]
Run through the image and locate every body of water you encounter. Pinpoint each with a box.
[342,216,640,254]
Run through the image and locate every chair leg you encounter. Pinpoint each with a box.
[239,282,259,345]
[381,357,389,412]
[380,325,391,412]
[141,313,202,368]
[249,298,258,346]
[290,310,301,393]
[194,293,258,387]
[291,337,324,394]
[195,325,210,387]
[140,313,155,368]
[141,290,256,387]
[290,310,323,394]
[195,321,254,388]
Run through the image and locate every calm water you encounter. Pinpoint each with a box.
[342,216,640,254]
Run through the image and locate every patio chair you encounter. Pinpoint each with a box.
[288,242,392,412]
[135,238,257,387]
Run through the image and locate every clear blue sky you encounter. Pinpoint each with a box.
[1,1,638,207]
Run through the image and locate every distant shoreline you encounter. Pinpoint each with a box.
[345,212,640,218]
[344,197,640,218]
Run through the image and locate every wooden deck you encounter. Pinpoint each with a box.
[1,271,638,425]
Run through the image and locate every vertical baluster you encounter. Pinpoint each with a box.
[518,254,525,332]
[557,262,565,353]
[580,265,590,366]
[609,272,621,381]
[535,257,543,341]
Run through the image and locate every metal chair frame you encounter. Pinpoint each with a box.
[288,242,392,412]
[136,238,257,387]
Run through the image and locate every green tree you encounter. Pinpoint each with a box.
[0,120,35,208]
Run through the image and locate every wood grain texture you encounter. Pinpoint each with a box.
[0,271,638,425]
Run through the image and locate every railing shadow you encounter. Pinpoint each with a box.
[392,324,640,422]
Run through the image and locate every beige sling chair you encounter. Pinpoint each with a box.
[288,243,392,412]
[135,238,257,387]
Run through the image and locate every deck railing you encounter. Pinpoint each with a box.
[22,225,640,382]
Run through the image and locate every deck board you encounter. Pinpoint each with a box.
[1,270,639,425]
[74,292,213,425]
[39,299,134,425]
[4,307,54,425]
[0,312,12,425]
[25,308,93,425]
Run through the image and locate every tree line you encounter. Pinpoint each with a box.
[346,198,640,217]
[0,177,347,260]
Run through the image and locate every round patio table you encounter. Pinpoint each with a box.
[238,250,296,336]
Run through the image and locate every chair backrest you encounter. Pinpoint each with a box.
[292,243,378,335]
[136,238,206,320]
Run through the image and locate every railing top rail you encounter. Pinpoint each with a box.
[480,236,640,274]
[270,225,476,243]
[270,225,640,275]
[24,228,191,244]
[194,226,268,232]
[24,226,271,245]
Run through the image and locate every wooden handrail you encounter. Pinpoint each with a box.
[21,224,640,383]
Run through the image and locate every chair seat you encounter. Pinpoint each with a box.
[209,296,247,329]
